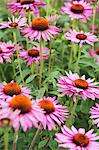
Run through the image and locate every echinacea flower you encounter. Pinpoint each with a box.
[90,103,99,127]
[0,42,13,63]
[61,0,93,22]
[56,125,99,150]
[2,95,45,131]
[4,41,15,52]
[21,17,60,41]
[58,71,99,102]
[89,49,99,62]
[8,0,45,16]
[0,16,27,29]
[19,46,49,65]
[36,97,68,130]
[0,81,31,99]
[0,108,20,129]
[65,30,98,47]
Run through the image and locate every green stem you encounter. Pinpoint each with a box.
[11,56,16,79]
[31,62,34,76]
[28,9,31,24]
[68,97,79,127]
[29,124,41,150]
[61,47,65,69]
[68,48,73,70]
[92,5,96,34]
[12,131,18,150]
[47,0,50,16]
[4,128,9,150]
[0,65,6,81]
[72,19,76,30]
[75,46,82,72]
[48,40,52,74]
[46,40,52,96]
[39,39,43,89]
[13,31,25,84]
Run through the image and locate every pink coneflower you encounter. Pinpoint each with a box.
[58,71,99,102]
[2,95,45,131]
[8,0,45,16]
[21,17,60,41]
[65,30,98,47]
[0,42,13,63]
[19,46,49,66]
[56,125,99,150]
[4,41,15,51]
[0,81,31,99]
[61,0,93,22]
[89,49,99,62]
[0,108,20,129]
[36,97,68,130]
[90,103,99,127]
[0,16,27,29]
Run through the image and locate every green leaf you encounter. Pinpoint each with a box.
[26,74,37,83]
[38,139,48,149]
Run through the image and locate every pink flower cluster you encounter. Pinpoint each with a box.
[0,81,68,132]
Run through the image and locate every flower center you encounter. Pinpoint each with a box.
[7,46,14,50]
[74,79,88,89]
[28,49,39,57]
[71,4,84,14]
[9,22,18,28]
[3,82,21,96]
[32,18,49,31]
[76,34,87,40]
[20,0,34,5]
[0,118,10,127]
[10,95,32,114]
[73,133,89,147]
[95,49,99,55]
[0,47,2,53]
[39,100,55,114]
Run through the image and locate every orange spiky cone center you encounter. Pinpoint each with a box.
[76,34,87,40]
[20,0,34,5]
[9,22,18,28]
[74,79,88,89]
[32,18,49,31]
[39,100,55,114]
[10,95,32,114]
[73,133,89,147]
[3,82,21,96]
[28,49,39,57]
[71,4,84,14]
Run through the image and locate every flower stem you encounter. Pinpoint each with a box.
[13,31,25,84]
[75,46,82,72]
[28,9,31,24]
[92,5,96,34]
[29,124,41,150]
[39,39,43,89]
[4,127,9,150]
[47,0,50,16]
[68,97,78,127]
[68,48,73,70]
[48,40,52,75]
[31,62,34,76]
[0,65,6,81]
[12,131,18,150]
